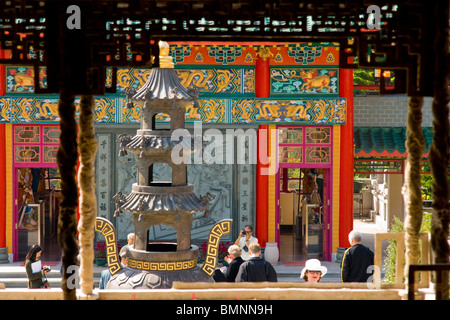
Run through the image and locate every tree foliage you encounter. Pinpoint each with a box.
[353,69,375,85]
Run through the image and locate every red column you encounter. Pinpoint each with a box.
[256,125,269,247]
[339,69,354,247]
[255,48,271,246]
[255,48,271,98]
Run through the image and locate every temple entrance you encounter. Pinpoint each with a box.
[12,124,62,261]
[278,167,330,262]
[16,167,61,261]
[276,125,333,262]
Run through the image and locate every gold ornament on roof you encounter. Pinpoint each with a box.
[159,40,174,68]
[256,47,274,61]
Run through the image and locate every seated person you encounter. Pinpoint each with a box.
[213,245,244,282]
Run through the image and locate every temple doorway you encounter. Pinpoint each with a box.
[278,167,330,262]
[12,124,62,261]
[16,167,61,261]
[276,125,333,262]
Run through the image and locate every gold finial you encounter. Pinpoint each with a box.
[256,47,274,61]
[159,40,174,68]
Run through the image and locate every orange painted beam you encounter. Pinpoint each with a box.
[0,124,6,248]
[0,47,6,248]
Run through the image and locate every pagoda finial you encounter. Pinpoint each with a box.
[159,41,174,69]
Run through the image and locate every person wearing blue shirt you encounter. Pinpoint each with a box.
[99,250,128,289]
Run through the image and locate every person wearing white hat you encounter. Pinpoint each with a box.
[300,259,327,282]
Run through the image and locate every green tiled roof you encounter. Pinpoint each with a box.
[354,127,434,157]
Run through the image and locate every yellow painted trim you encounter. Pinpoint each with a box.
[128,259,198,271]
[267,124,277,242]
[332,125,340,254]
[5,124,13,255]
[340,247,351,281]
[268,173,276,242]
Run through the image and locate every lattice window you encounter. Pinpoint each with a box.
[43,126,60,143]
[279,127,303,144]
[13,124,60,165]
[305,146,331,163]
[280,168,302,191]
[278,126,332,165]
[279,146,303,163]
[14,126,40,143]
[305,127,331,144]
[14,145,40,163]
[354,160,404,174]
[43,146,58,163]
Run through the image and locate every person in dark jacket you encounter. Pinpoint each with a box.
[24,245,51,288]
[341,230,374,282]
[213,245,244,282]
[235,243,277,282]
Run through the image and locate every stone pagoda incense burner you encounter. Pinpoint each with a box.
[94,41,231,289]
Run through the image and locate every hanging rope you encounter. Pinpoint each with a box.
[429,0,450,299]
[77,95,98,297]
[56,88,79,300]
[403,96,425,284]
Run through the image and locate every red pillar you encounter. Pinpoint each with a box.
[255,48,271,98]
[339,69,354,247]
[256,125,269,247]
[255,48,271,246]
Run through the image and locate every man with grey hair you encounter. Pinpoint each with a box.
[213,244,244,282]
[119,233,134,257]
[349,230,362,243]
[340,230,374,282]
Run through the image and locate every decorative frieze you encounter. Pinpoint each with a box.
[2,43,345,125]
[2,96,346,125]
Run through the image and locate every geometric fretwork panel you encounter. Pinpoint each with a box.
[278,126,332,165]
[0,1,444,96]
